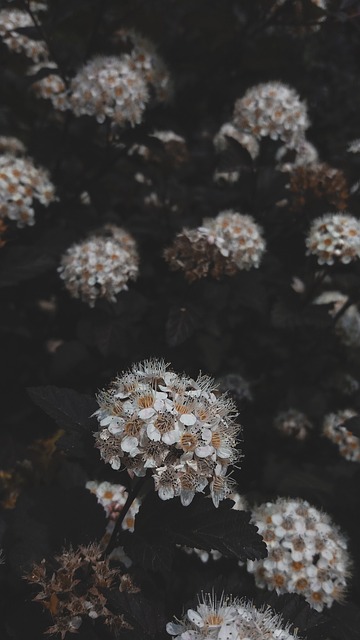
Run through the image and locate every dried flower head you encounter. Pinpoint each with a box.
[274,409,313,441]
[323,409,360,463]
[287,163,349,212]
[167,593,299,639]
[233,82,309,147]
[305,213,360,265]
[29,62,69,111]
[313,290,360,348]
[24,543,138,638]
[247,497,351,611]
[213,122,260,160]
[0,151,56,227]
[58,225,139,307]
[94,358,242,507]
[165,210,266,282]
[0,8,48,61]
[69,55,149,125]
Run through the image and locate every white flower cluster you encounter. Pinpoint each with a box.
[58,225,139,307]
[323,409,360,463]
[306,213,360,265]
[247,498,351,611]
[0,136,26,156]
[233,82,309,147]
[276,139,319,173]
[85,480,141,530]
[274,409,313,441]
[201,211,266,270]
[348,139,360,154]
[167,593,298,640]
[69,55,149,126]
[313,291,360,348]
[213,122,260,161]
[0,149,56,227]
[94,359,241,507]
[0,7,48,62]
[29,61,68,111]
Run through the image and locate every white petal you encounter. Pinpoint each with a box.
[187,610,204,628]
[147,423,161,441]
[180,413,197,426]
[195,445,214,458]
[108,423,123,435]
[158,486,175,500]
[166,622,185,636]
[139,407,156,419]
[121,436,139,452]
[162,428,180,445]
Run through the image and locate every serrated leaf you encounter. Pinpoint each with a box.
[27,385,98,432]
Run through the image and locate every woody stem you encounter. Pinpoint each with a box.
[104,474,148,557]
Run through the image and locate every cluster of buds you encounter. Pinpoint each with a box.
[86,480,141,531]
[305,213,360,265]
[323,409,360,463]
[164,210,266,282]
[247,498,351,611]
[0,6,48,62]
[233,82,310,147]
[167,593,298,640]
[286,163,349,212]
[58,224,139,307]
[94,359,242,508]
[25,543,139,638]
[273,409,313,441]
[0,144,56,227]
[313,291,360,348]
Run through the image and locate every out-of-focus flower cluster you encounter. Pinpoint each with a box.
[247,498,351,611]
[313,291,360,348]
[271,0,327,35]
[165,210,266,282]
[274,409,313,441]
[287,163,349,212]
[94,359,241,507]
[29,61,68,111]
[323,409,360,463]
[275,139,319,173]
[58,224,139,307]
[25,543,139,638]
[0,6,48,62]
[86,480,141,531]
[233,82,309,147]
[216,373,253,405]
[306,213,360,265]
[0,141,56,227]
[166,593,299,640]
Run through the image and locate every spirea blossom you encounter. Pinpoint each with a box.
[247,498,351,611]
[305,213,360,265]
[275,139,319,172]
[313,291,360,348]
[233,82,309,147]
[94,359,242,507]
[166,593,299,640]
[29,62,69,111]
[165,210,266,282]
[0,151,56,227]
[0,136,26,156]
[69,55,149,125]
[213,122,260,160]
[274,409,313,441]
[25,543,139,637]
[0,8,48,61]
[58,225,139,307]
[323,409,360,463]
[86,480,141,531]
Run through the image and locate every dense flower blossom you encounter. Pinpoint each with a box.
[94,359,242,507]
[68,55,149,125]
[167,593,299,640]
[25,543,139,638]
[247,498,351,611]
[323,409,360,463]
[58,224,139,307]
[274,409,313,441]
[0,151,56,227]
[305,213,360,265]
[313,291,360,348]
[233,82,309,147]
[86,480,141,531]
[165,210,266,282]
[0,7,48,61]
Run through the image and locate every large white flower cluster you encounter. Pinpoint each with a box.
[247,498,351,611]
[323,409,360,463]
[305,213,360,265]
[233,82,310,147]
[94,359,241,507]
[167,593,298,640]
[0,147,56,227]
[0,7,48,62]
[58,225,139,307]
